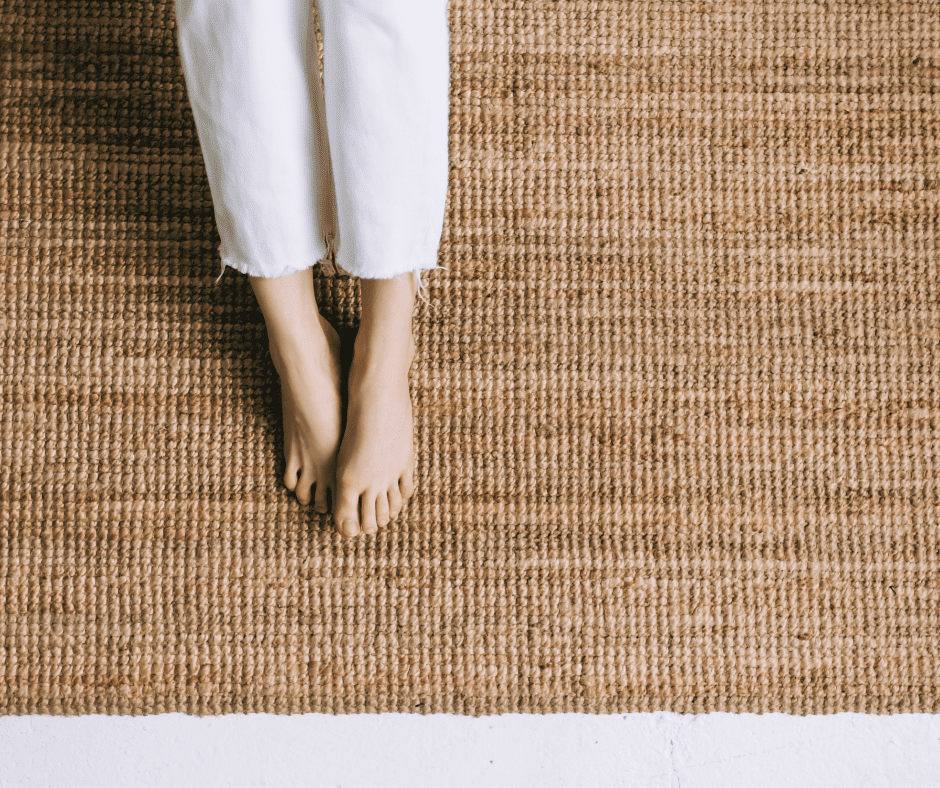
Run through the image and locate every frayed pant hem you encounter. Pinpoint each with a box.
[211,240,333,284]
[339,264,448,307]
[324,241,448,307]
[212,239,448,309]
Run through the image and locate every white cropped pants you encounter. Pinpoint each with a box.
[174,0,451,303]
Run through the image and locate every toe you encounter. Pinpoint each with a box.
[373,490,390,531]
[360,490,380,535]
[333,480,361,538]
[313,473,332,514]
[295,465,315,506]
[399,468,415,501]
[284,456,301,492]
[387,483,403,521]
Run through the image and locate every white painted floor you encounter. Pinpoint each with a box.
[1,712,939,787]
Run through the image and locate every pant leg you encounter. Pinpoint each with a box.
[175,0,451,303]
[315,0,451,303]
[175,0,336,282]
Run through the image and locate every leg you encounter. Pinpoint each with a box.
[249,269,343,513]
[175,0,343,510]
[320,0,450,538]
[333,271,418,537]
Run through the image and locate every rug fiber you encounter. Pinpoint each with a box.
[1,0,938,715]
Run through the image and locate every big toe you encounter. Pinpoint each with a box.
[333,482,361,538]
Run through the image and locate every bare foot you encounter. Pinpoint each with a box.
[333,272,419,537]
[249,270,343,512]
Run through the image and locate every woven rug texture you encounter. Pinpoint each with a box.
[1,0,939,715]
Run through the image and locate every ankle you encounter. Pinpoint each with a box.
[351,319,415,379]
[267,310,333,379]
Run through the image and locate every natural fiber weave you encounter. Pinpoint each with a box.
[1,1,939,716]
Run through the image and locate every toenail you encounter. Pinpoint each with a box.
[341,520,359,537]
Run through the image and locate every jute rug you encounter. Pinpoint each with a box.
[1,1,938,716]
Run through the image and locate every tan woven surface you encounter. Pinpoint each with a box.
[2,0,939,716]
